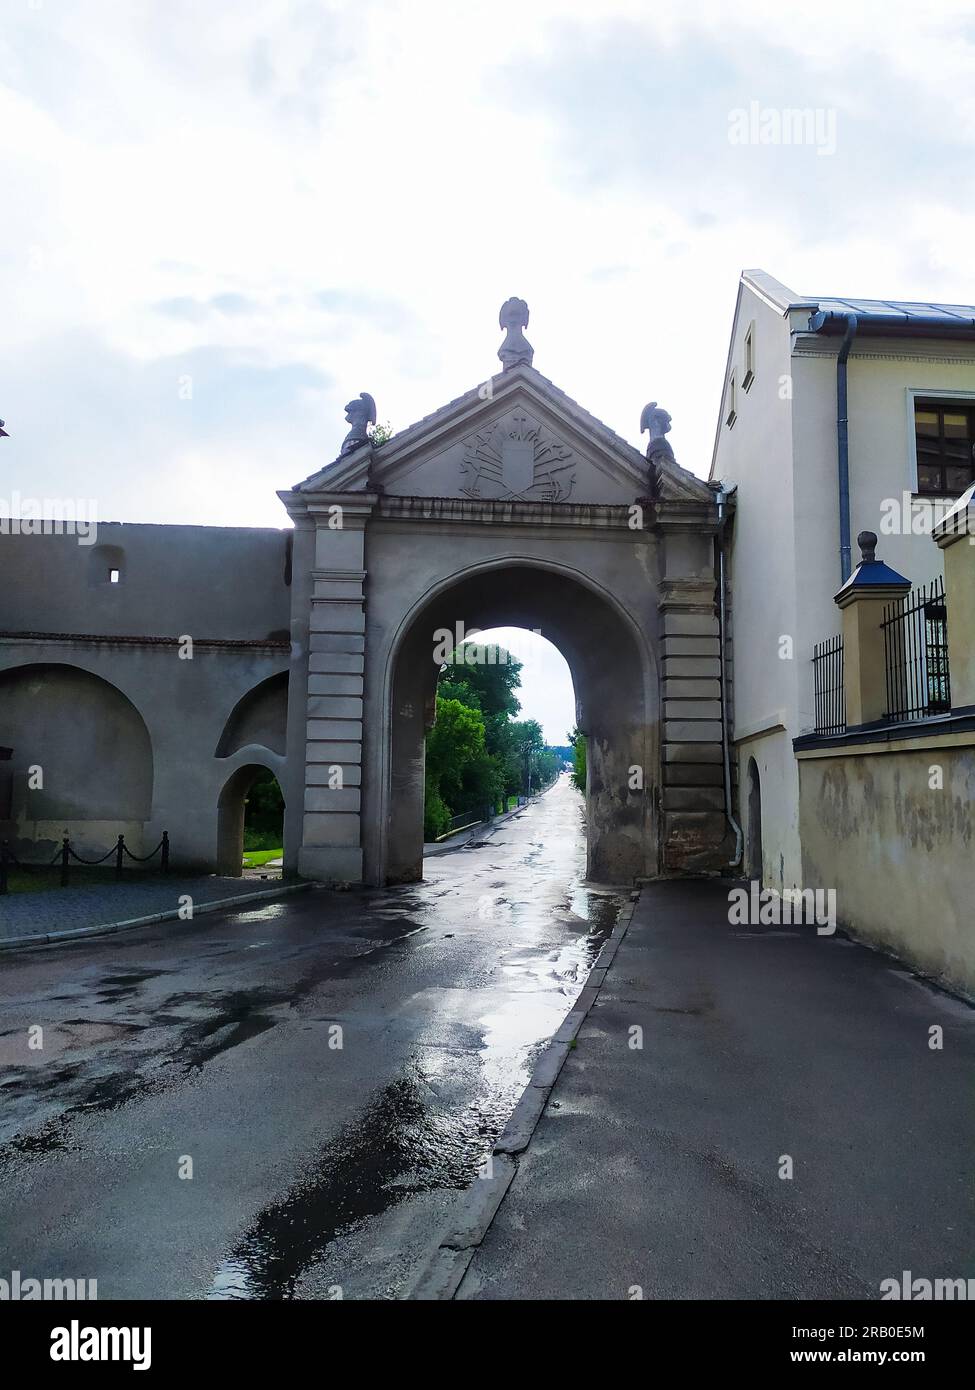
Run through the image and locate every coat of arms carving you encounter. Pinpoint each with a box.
[460,413,576,502]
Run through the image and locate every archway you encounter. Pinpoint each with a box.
[745,757,763,884]
[379,560,656,886]
[217,764,285,877]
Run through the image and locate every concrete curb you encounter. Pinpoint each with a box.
[0,881,314,953]
[405,888,638,1300]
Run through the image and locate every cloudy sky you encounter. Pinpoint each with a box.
[3,0,974,736]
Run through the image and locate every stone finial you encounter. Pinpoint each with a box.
[498,298,534,371]
[339,392,377,457]
[857,531,878,563]
[640,401,675,465]
[835,530,910,608]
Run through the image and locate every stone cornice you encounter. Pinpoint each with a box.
[371,495,644,530]
[0,630,290,652]
[792,335,975,366]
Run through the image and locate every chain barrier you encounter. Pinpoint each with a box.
[0,831,170,894]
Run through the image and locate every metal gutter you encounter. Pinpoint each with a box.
[808,308,975,337]
[712,482,742,868]
[831,311,858,583]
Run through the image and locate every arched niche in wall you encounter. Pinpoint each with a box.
[0,662,153,821]
[215,671,288,759]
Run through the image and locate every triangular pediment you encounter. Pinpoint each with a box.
[292,365,657,505]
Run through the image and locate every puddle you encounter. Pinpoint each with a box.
[209,1071,497,1299]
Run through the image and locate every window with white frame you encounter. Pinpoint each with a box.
[742,324,755,391]
[726,371,737,428]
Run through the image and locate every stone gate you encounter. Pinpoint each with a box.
[279,302,731,886]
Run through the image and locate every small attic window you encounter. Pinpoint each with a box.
[742,324,755,392]
[726,371,738,428]
[109,568,120,584]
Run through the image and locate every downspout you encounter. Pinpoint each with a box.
[835,311,858,583]
[714,483,743,868]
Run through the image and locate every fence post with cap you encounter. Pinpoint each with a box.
[834,531,911,730]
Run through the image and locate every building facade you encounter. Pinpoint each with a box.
[3,284,972,991]
[713,270,975,991]
[1,310,733,888]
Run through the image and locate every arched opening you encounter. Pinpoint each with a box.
[745,757,763,884]
[217,765,285,877]
[421,626,574,841]
[0,662,153,855]
[379,561,656,887]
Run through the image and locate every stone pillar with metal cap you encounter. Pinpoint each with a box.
[933,482,975,711]
[834,531,911,728]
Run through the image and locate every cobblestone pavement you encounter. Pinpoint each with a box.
[0,875,296,943]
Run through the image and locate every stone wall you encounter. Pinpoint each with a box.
[797,735,975,996]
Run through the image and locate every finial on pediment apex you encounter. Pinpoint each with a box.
[640,401,676,466]
[498,297,534,371]
[338,392,377,458]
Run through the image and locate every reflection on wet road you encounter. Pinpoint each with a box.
[0,775,625,1299]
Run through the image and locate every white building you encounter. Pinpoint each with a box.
[713,270,975,893]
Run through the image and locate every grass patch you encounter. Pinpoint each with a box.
[242,848,283,869]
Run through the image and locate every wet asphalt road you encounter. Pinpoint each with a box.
[0,775,623,1300]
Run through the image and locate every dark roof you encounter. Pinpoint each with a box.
[808,296,975,337]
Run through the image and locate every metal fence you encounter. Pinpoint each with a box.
[882,576,951,722]
[0,831,170,894]
[445,809,488,835]
[812,632,846,735]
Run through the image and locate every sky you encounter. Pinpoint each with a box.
[3,0,974,733]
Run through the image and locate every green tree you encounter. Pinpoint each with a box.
[423,697,501,837]
[508,718,546,795]
[424,642,567,835]
[567,726,587,793]
[438,644,522,718]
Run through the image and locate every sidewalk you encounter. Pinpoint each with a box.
[0,875,310,948]
[423,798,529,857]
[451,879,975,1300]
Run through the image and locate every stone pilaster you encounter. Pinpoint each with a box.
[658,574,728,871]
[299,494,375,882]
[649,469,729,875]
[281,516,314,876]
